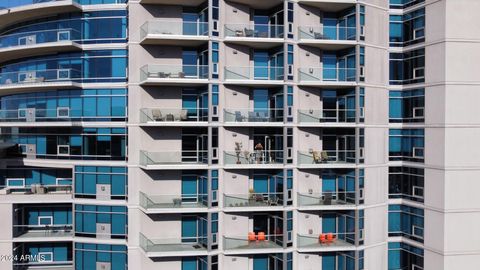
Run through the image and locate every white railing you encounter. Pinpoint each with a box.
[224,150,284,165]
[140,150,209,165]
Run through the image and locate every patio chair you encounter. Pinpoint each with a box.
[326,233,336,244]
[312,151,321,164]
[320,151,329,163]
[319,233,327,244]
[257,232,266,241]
[248,111,257,122]
[323,193,332,205]
[314,32,327,39]
[248,232,256,242]
[269,196,280,206]
[244,28,255,37]
[235,111,244,122]
[151,109,162,121]
[179,110,188,121]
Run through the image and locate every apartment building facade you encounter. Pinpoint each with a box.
[0,0,478,270]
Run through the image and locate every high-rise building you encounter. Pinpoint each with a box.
[0,0,478,269]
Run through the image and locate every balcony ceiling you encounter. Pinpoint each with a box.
[0,1,81,31]
[298,0,356,12]
[140,0,207,6]
[226,0,283,9]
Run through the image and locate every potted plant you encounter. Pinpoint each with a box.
[235,142,243,164]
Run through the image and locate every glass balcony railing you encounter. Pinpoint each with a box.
[297,233,356,249]
[224,193,283,207]
[224,108,284,123]
[139,191,208,209]
[224,150,284,165]
[224,24,284,39]
[223,234,283,250]
[298,26,356,41]
[297,150,357,165]
[140,108,208,123]
[298,68,356,82]
[0,28,80,50]
[298,109,357,123]
[0,183,72,195]
[0,69,80,86]
[13,224,73,238]
[140,64,209,81]
[140,233,208,253]
[225,66,284,81]
[297,192,356,207]
[140,21,208,39]
[140,150,209,165]
[0,108,125,122]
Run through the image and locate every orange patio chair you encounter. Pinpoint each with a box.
[257,232,266,241]
[248,232,256,242]
[319,233,327,244]
[326,233,335,244]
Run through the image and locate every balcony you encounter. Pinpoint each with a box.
[224,24,284,48]
[298,109,357,126]
[224,192,283,210]
[140,233,208,257]
[297,150,358,168]
[0,108,125,126]
[0,69,81,95]
[140,150,209,170]
[139,191,208,213]
[140,21,209,46]
[298,26,356,49]
[224,108,284,125]
[297,233,356,252]
[140,107,208,126]
[298,67,356,86]
[224,150,284,168]
[297,191,356,210]
[0,183,72,196]
[224,66,284,86]
[0,29,81,64]
[140,64,209,86]
[0,1,81,31]
[139,0,206,5]
[297,0,357,11]
[223,234,283,253]
[13,224,73,240]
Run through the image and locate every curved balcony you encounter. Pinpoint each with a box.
[140,233,208,258]
[0,29,81,64]
[224,108,284,126]
[0,108,126,127]
[140,21,209,46]
[297,150,358,169]
[0,69,81,95]
[224,24,284,49]
[297,0,357,12]
[0,1,81,31]
[140,150,209,170]
[140,64,209,86]
[224,66,284,86]
[298,26,357,50]
[139,191,208,214]
[298,67,357,87]
[140,107,209,127]
[226,0,283,9]
[224,150,284,169]
[298,109,358,127]
[139,0,206,6]
[297,191,356,210]
[297,232,356,252]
